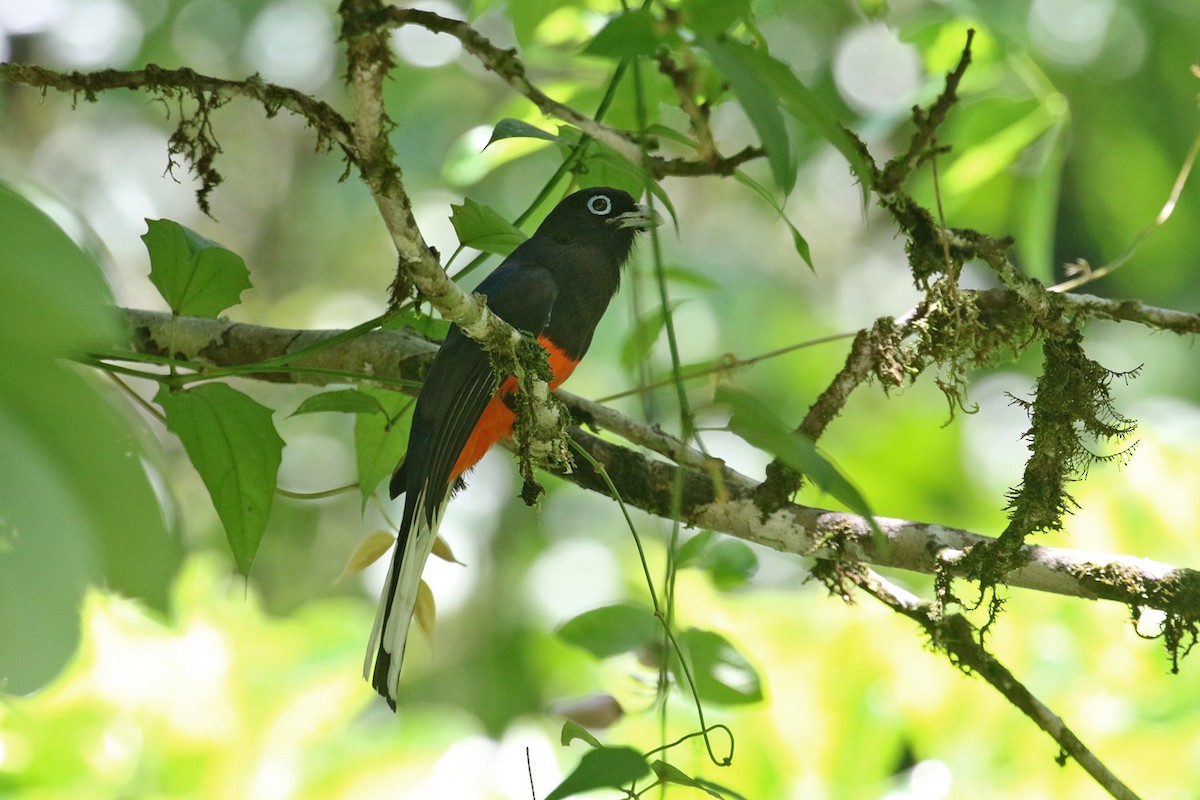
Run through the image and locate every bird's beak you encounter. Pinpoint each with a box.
[612,203,663,230]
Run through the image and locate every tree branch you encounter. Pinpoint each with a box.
[109,307,1200,625]
[384,6,647,164]
[878,28,975,195]
[0,62,356,154]
[859,569,1143,800]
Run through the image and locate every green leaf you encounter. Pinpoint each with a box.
[680,628,762,705]
[354,386,415,504]
[0,181,181,694]
[560,721,602,749]
[734,169,813,269]
[383,306,451,341]
[719,386,879,533]
[644,123,698,148]
[507,0,560,48]
[1014,121,1067,284]
[943,103,1058,197]
[681,0,749,35]
[544,747,650,800]
[0,185,118,356]
[557,603,659,659]
[583,9,661,58]
[676,530,714,567]
[156,383,284,576]
[678,532,757,589]
[704,37,874,201]
[486,117,562,147]
[291,389,387,417]
[449,197,528,256]
[704,538,759,590]
[142,218,251,318]
[650,761,725,798]
[701,39,794,195]
[621,300,685,369]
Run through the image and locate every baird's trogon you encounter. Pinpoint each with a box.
[365,187,660,709]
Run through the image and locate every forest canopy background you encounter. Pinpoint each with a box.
[1,0,1200,798]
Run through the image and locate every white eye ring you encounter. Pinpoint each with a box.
[587,195,612,216]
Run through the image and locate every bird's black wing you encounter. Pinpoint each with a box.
[396,258,558,522]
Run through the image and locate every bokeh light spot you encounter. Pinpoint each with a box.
[244,0,335,92]
[45,0,143,68]
[390,1,463,68]
[833,23,922,115]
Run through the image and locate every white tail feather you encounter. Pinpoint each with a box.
[364,488,447,705]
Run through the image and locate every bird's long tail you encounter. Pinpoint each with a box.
[364,488,446,709]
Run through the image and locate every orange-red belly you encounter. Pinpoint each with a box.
[449,336,579,481]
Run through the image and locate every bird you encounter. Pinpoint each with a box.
[365,187,660,709]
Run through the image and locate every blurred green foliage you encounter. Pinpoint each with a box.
[1,0,1199,797]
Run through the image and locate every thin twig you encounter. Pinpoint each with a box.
[878,29,975,194]
[1051,130,1200,292]
[859,569,1144,800]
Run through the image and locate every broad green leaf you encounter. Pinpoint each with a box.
[0,181,180,693]
[681,0,749,35]
[621,300,685,369]
[354,386,415,504]
[486,117,563,147]
[291,389,387,417]
[719,386,879,533]
[701,39,794,195]
[0,402,92,695]
[679,628,762,705]
[560,720,602,749]
[156,383,284,576]
[557,603,659,659]
[734,169,813,269]
[449,197,528,256]
[0,184,117,356]
[583,9,661,58]
[142,218,251,318]
[704,37,874,201]
[544,747,650,800]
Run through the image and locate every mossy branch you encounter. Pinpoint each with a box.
[0,62,355,213]
[107,308,1200,642]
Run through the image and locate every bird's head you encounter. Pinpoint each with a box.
[533,187,662,264]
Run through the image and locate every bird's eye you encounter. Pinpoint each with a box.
[587,195,612,216]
